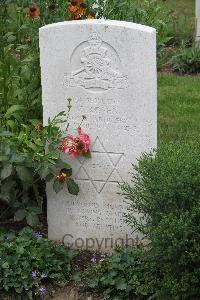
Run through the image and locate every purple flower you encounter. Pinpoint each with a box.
[38,285,46,294]
[91,255,97,263]
[41,272,47,279]
[32,271,37,279]
[134,259,141,266]
[66,241,73,248]
[32,231,43,238]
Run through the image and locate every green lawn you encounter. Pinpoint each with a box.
[158,73,200,144]
[157,1,199,144]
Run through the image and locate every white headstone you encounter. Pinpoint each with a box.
[196,0,200,41]
[39,20,157,251]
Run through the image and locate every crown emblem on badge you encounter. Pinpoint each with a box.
[88,31,101,43]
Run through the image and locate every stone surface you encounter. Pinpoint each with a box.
[196,0,200,40]
[39,20,157,251]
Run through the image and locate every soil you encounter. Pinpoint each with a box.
[45,286,103,300]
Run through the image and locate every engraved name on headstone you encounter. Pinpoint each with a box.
[39,20,157,250]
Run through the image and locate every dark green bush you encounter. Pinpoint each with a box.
[122,142,200,299]
[83,245,159,300]
[171,44,200,74]
[0,227,76,298]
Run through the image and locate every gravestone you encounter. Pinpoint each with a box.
[196,0,200,41]
[39,20,157,251]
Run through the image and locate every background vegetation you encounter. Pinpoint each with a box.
[0,0,200,299]
[121,141,200,299]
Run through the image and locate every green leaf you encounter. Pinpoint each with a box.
[0,155,7,162]
[66,178,79,196]
[26,212,39,227]
[16,166,33,183]
[0,131,14,137]
[28,119,40,126]
[14,209,26,222]
[82,150,92,158]
[1,164,12,180]
[6,119,16,130]
[5,105,25,118]
[53,179,64,193]
[4,32,14,38]
[7,35,16,43]
[56,159,71,170]
[2,262,9,269]
[0,193,10,204]
[10,153,25,164]
[116,279,127,290]
[45,173,54,182]
[27,207,41,214]
[72,272,81,282]
[26,141,37,151]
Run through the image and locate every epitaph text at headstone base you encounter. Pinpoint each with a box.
[39,20,157,251]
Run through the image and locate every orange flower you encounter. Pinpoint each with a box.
[69,12,82,20]
[78,7,86,16]
[87,10,96,19]
[78,3,87,16]
[87,14,94,19]
[90,10,96,17]
[35,121,43,132]
[56,172,67,183]
[67,4,79,13]
[27,5,40,18]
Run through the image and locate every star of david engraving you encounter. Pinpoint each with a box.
[75,137,124,194]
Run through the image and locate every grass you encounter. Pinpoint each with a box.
[157,0,199,145]
[158,72,200,144]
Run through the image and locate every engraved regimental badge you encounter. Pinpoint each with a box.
[64,31,128,92]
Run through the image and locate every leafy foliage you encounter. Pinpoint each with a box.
[121,141,200,299]
[83,246,158,300]
[92,0,169,51]
[0,0,69,121]
[158,0,195,46]
[0,108,79,225]
[0,227,76,298]
[171,43,200,74]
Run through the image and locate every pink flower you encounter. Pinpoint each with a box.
[60,128,90,157]
[61,136,79,156]
[77,128,90,153]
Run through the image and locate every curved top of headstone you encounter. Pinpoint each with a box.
[39,19,155,34]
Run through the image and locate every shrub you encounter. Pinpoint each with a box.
[93,0,169,51]
[0,106,79,226]
[0,227,76,298]
[0,0,69,120]
[94,0,165,27]
[171,44,200,74]
[0,0,95,122]
[121,141,200,299]
[83,245,158,300]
